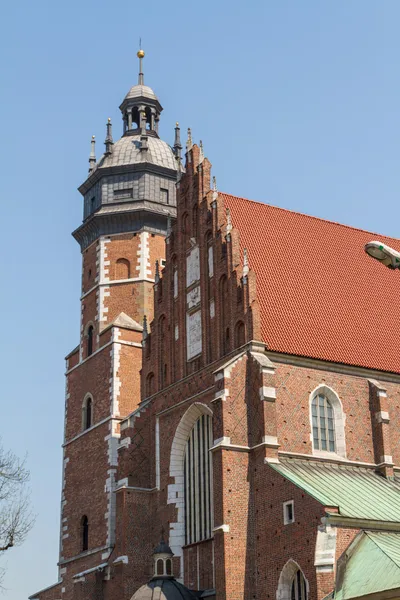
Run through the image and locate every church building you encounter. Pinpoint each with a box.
[30,50,400,600]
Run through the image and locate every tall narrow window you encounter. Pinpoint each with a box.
[87,325,94,357]
[184,414,212,545]
[81,515,89,552]
[83,397,92,430]
[291,569,307,600]
[312,394,335,452]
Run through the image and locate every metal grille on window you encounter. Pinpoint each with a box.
[184,414,212,545]
[312,394,335,452]
[291,570,307,600]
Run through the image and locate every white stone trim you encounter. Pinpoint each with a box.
[113,555,128,565]
[137,231,152,279]
[167,403,213,576]
[260,386,276,401]
[309,385,346,459]
[314,524,336,569]
[212,524,229,533]
[156,418,160,489]
[375,410,390,424]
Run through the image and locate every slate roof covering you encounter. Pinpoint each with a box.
[223,193,400,374]
[334,531,400,599]
[124,84,158,101]
[270,458,400,522]
[98,135,176,171]
[130,578,198,600]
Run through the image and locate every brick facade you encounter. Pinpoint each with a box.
[31,97,400,600]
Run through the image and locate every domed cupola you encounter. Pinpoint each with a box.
[73,47,180,251]
[129,534,198,600]
[119,49,162,136]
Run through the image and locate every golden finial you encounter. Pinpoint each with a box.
[137,49,145,58]
[176,121,179,127]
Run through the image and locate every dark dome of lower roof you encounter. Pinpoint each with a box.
[130,578,199,600]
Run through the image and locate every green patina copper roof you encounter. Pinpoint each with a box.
[270,458,400,522]
[334,531,400,599]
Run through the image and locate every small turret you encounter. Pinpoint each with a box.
[153,532,174,578]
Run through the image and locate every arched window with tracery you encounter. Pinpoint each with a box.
[115,258,130,280]
[184,413,213,545]
[310,385,346,458]
[83,396,93,430]
[311,394,335,453]
[81,515,89,552]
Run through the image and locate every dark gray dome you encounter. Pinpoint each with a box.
[131,578,198,600]
[97,135,177,171]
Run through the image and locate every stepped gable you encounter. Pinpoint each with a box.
[223,193,400,374]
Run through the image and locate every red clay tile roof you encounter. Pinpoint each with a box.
[222,193,400,374]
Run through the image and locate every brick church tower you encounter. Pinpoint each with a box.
[51,50,178,599]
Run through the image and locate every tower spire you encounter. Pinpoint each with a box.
[137,46,145,85]
[88,135,96,174]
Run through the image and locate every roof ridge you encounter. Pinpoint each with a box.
[221,192,400,242]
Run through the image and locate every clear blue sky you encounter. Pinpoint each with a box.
[1,1,400,598]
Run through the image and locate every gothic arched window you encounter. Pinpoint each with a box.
[291,569,307,600]
[87,325,94,357]
[81,515,89,552]
[311,394,335,453]
[184,414,213,545]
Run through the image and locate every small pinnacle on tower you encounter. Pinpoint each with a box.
[155,260,160,284]
[199,140,204,163]
[173,122,182,160]
[137,47,145,85]
[88,135,96,173]
[104,118,114,155]
[226,208,232,234]
[186,127,193,151]
[243,248,249,277]
[212,176,218,202]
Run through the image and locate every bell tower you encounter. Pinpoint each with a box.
[56,49,178,599]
